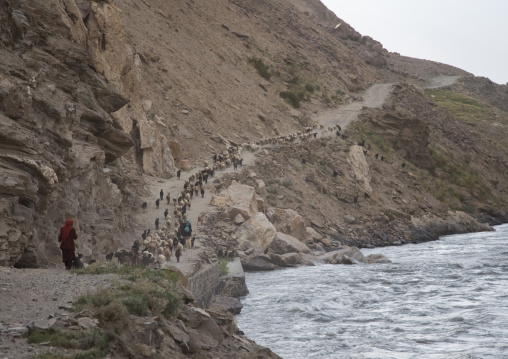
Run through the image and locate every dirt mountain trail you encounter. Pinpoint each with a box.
[135,151,258,276]
[131,76,453,275]
[313,83,393,130]
[132,83,396,273]
[0,266,114,328]
[424,75,461,89]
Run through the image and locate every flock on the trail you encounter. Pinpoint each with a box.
[242,123,343,150]
[111,120,396,267]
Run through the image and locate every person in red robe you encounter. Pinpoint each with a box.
[58,219,78,270]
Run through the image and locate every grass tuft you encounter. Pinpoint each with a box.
[248,57,271,80]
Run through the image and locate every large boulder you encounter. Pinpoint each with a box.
[210,295,243,315]
[268,253,314,267]
[306,227,322,243]
[365,254,391,264]
[225,181,258,221]
[266,208,307,242]
[347,145,372,195]
[235,212,276,251]
[322,246,365,264]
[268,232,311,255]
[241,252,280,271]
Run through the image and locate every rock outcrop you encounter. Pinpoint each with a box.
[347,145,373,195]
[266,208,307,241]
[235,213,277,251]
[267,232,312,255]
[0,0,139,267]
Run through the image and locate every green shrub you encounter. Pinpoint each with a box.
[266,186,279,194]
[280,91,304,108]
[282,180,293,189]
[28,329,108,355]
[219,258,229,276]
[122,295,149,316]
[74,264,181,328]
[248,57,271,80]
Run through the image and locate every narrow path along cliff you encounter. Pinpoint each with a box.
[130,81,399,276]
[130,75,464,275]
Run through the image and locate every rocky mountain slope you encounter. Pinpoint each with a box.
[2,1,508,358]
[1,0,507,269]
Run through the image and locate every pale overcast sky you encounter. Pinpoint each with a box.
[320,0,508,84]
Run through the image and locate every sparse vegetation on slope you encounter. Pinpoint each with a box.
[73,262,181,325]
[426,89,502,123]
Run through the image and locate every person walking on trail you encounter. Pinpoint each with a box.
[200,187,205,198]
[166,193,171,205]
[160,189,164,201]
[164,208,169,219]
[155,198,160,209]
[177,170,181,179]
[58,219,78,270]
[155,218,159,230]
[182,219,192,244]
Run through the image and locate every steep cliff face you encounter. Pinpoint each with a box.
[0,0,140,267]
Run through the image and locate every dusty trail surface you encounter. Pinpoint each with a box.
[313,83,393,129]
[424,75,461,89]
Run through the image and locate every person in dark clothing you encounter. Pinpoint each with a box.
[164,209,168,219]
[155,198,160,209]
[142,230,147,240]
[58,219,78,270]
[233,160,238,170]
[182,204,187,215]
[177,170,181,179]
[239,159,243,166]
[155,218,159,230]
[182,219,192,242]
[200,187,205,198]
[204,174,208,184]
[191,236,196,248]
[173,236,179,249]
[160,189,164,201]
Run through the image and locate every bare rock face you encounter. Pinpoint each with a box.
[225,181,258,221]
[266,208,307,242]
[347,145,372,195]
[235,213,277,251]
[411,211,492,240]
[0,1,140,267]
[306,227,323,243]
[268,232,311,255]
[241,252,280,271]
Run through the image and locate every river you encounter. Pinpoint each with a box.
[236,224,508,359]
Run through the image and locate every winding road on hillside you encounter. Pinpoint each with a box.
[132,75,463,275]
[133,81,399,275]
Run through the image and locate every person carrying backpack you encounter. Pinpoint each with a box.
[182,219,192,241]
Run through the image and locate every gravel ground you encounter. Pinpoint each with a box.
[0,267,116,359]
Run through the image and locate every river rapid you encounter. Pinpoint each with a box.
[236,224,508,359]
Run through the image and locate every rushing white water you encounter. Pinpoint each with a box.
[236,224,508,359]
